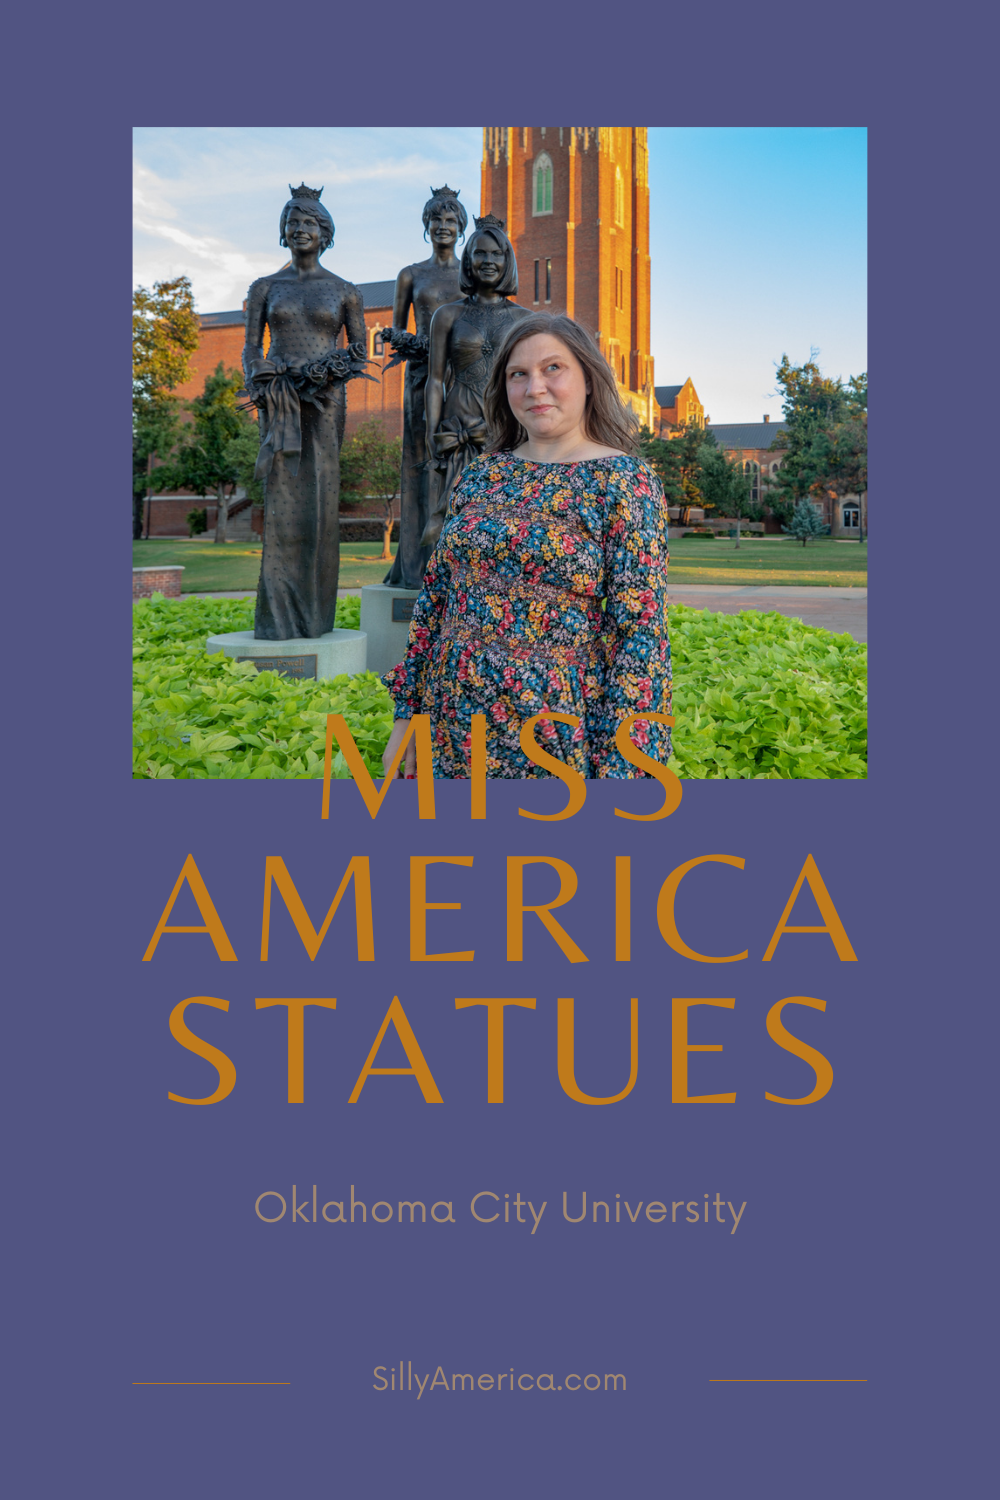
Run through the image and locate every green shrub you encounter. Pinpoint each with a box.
[668,604,866,778]
[133,596,866,781]
[133,593,390,780]
[186,507,208,537]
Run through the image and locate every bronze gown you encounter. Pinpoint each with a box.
[429,298,525,534]
[243,274,365,640]
[384,349,432,590]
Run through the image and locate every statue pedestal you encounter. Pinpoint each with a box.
[360,585,420,678]
[205,628,367,681]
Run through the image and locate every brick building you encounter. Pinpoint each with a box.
[480,126,656,427]
[706,418,863,536]
[655,378,704,433]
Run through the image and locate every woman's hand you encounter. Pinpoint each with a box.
[382,719,417,779]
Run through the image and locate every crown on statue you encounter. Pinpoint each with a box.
[288,182,324,201]
[474,212,506,232]
[429,183,461,198]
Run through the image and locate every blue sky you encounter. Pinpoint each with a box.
[134,126,866,423]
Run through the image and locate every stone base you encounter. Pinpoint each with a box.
[360,585,420,678]
[205,629,367,681]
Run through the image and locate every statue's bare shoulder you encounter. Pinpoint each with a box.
[429,297,465,329]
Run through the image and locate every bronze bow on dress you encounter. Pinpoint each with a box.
[429,415,489,464]
[420,416,491,549]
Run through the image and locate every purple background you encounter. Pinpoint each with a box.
[8,12,993,1497]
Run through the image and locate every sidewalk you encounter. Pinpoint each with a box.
[669,584,867,642]
[180,584,867,642]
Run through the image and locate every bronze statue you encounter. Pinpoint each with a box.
[242,184,371,640]
[421,214,530,549]
[381,187,466,590]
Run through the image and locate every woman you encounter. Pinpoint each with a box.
[242,184,368,640]
[381,185,467,590]
[419,213,531,551]
[381,313,671,779]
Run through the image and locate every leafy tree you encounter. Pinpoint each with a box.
[133,276,200,401]
[339,419,403,560]
[639,426,684,508]
[782,497,830,546]
[151,364,257,544]
[769,354,867,538]
[132,276,200,538]
[640,423,720,524]
[697,446,756,546]
[222,421,265,508]
[133,395,183,540]
[674,422,717,523]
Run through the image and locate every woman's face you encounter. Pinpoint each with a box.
[505,335,590,444]
[428,206,460,248]
[285,207,324,254]
[470,232,504,288]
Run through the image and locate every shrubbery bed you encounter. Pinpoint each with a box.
[133,596,866,780]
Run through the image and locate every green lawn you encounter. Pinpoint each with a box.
[134,534,866,593]
[133,538,396,592]
[668,536,866,588]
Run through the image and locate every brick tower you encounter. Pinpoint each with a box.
[481,126,655,427]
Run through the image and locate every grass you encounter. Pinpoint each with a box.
[668,536,866,588]
[134,534,866,594]
[133,538,396,592]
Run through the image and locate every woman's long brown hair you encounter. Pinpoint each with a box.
[483,313,641,456]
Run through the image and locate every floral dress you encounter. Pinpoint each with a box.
[382,452,671,778]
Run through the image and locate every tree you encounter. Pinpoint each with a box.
[768,354,867,537]
[222,422,265,509]
[782,497,830,546]
[339,419,403,561]
[133,276,200,403]
[639,423,720,525]
[696,445,756,547]
[132,276,200,538]
[151,364,257,544]
[673,422,717,524]
[638,426,684,509]
[133,395,182,541]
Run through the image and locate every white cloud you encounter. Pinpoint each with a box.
[133,127,483,309]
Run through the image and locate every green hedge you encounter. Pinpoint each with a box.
[133,595,866,780]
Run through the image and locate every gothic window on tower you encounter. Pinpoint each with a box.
[614,166,624,226]
[533,153,553,216]
[546,259,552,302]
[372,329,385,357]
[621,355,626,384]
[534,260,539,303]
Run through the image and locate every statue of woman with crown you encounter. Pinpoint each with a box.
[380,185,467,591]
[241,184,372,640]
[420,214,530,550]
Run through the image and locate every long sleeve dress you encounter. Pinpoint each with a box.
[381,452,672,778]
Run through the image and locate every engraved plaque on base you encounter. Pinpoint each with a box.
[391,597,416,624]
[236,654,318,680]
